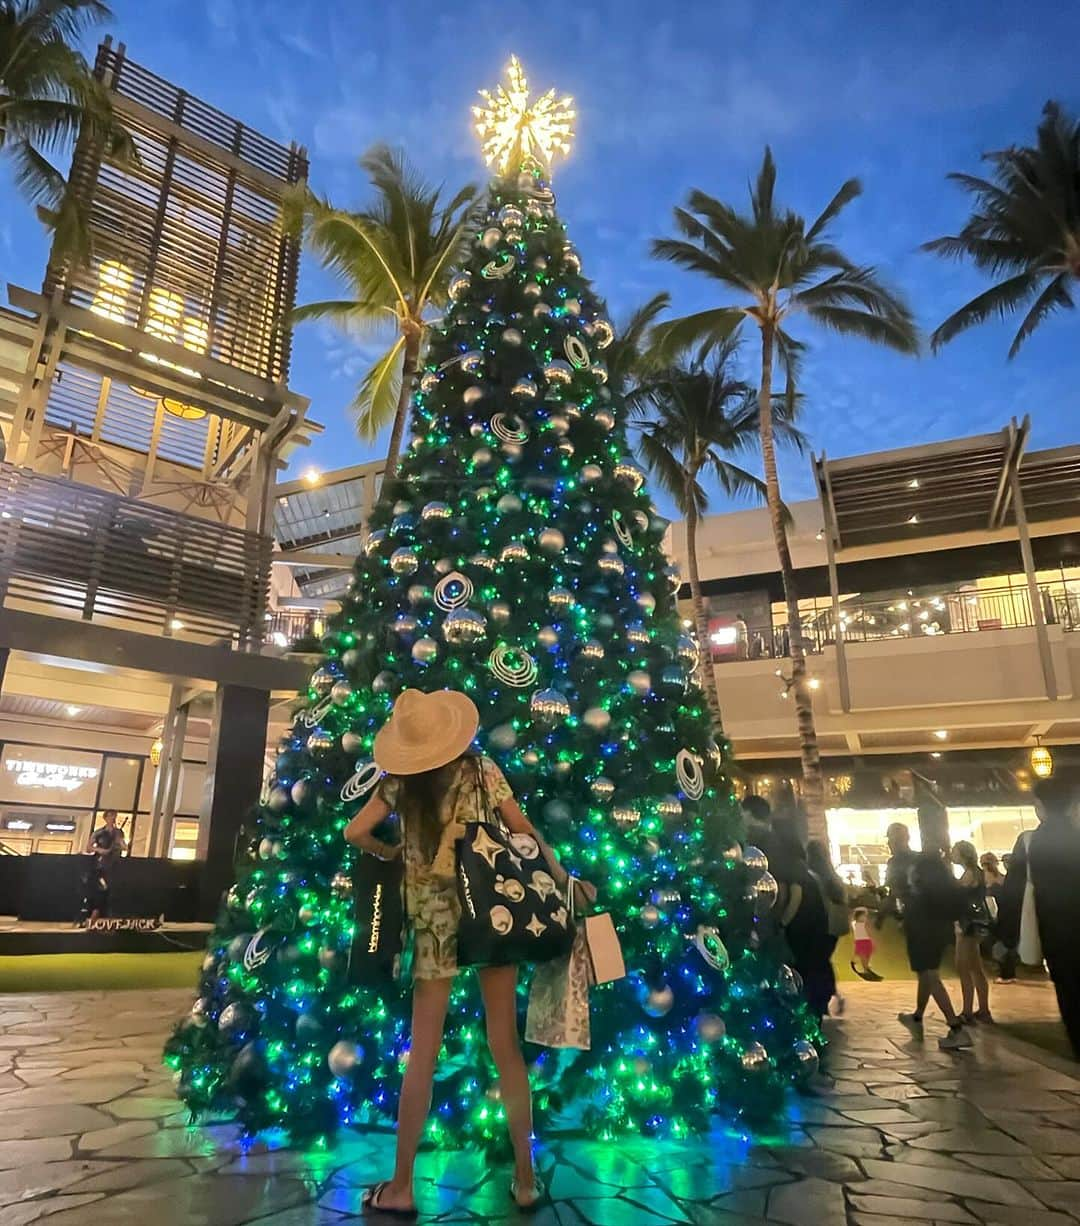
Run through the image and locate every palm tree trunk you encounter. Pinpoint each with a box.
[685,494,724,731]
[757,320,827,843]
[382,326,421,477]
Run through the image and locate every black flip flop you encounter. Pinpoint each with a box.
[362,1181,418,1220]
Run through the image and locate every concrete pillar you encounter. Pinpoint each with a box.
[1010,467,1058,701]
[197,683,269,920]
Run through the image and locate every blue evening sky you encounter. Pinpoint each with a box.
[2,0,1078,506]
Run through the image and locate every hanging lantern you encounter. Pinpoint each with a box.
[1030,739,1054,779]
[150,736,164,767]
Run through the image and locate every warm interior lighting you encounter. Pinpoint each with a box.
[908,478,920,489]
[303,468,322,486]
[907,514,919,525]
[91,260,134,323]
[930,751,942,758]
[150,736,164,767]
[933,729,949,741]
[1030,739,1054,779]
[808,677,821,690]
[65,705,81,717]
[169,618,185,631]
[161,397,207,420]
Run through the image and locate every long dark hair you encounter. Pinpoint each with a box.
[394,752,474,862]
[807,838,846,903]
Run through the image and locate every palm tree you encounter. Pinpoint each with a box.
[651,148,918,838]
[605,291,670,396]
[285,145,478,474]
[1,0,135,260]
[925,102,1080,358]
[631,341,806,730]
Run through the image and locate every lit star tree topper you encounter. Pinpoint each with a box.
[473,55,575,176]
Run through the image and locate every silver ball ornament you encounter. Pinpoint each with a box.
[597,554,625,577]
[612,805,641,829]
[793,1039,820,1080]
[511,378,538,401]
[537,625,559,649]
[538,527,565,554]
[421,500,451,522]
[640,904,661,928]
[751,870,779,917]
[309,667,336,697]
[412,636,439,664]
[500,541,529,565]
[657,795,683,820]
[593,409,615,432]
[498,204,524,228]
[547,586,573,610]
[442,608,487,644]
[460,350,483,373]
[743,845,769,872]
[626,669,652,695]
[489,600,512,624]
[480,227,502,250]
[331,679,354,705]
[341,731,364,755]
[696,1012,726,1043]
[496,492,522,514]
[463,385,484,406]
[364,529,387,556]
[407,583,431,607]
[543,359,574,386]
[581,463,603,484]
[390,547,419,576]
[501,327,523,346]
[582,706,611,731]
[448,272,471,300]
[579,640,605,662]
[306,729,335,754]
[613,460,646,490]
[590,776,615,801]
[330,871,353,900]
[327,1040,360,1077]
[637,592,657,615]
[488,723,517,751]
[190,998,211,1028]
[741,1041,769,1071]
[530,688,571,725]
[642,984,674,1017]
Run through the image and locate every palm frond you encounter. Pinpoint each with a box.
[806,177,861,241]
[352,337,405,440]
[290,298,395,332]
[928,270,1043,352]
[650,307,744,363]
[8,136,64,208]
[807,303,921,353]
[1008,272,1074,358]
[751,146,777,225]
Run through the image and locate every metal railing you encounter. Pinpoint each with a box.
[264,608,325,649]
[0,462,270,644]
[718,583,1078,664]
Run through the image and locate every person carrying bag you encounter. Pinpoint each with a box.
[344,688,598,1217]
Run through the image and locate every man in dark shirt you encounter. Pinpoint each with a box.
[82,810,126,922]
[877,821,918,926]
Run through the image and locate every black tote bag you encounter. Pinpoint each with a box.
[455,760,576,967]
[347,851,406,984]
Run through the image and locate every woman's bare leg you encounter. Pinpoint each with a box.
[479,964,535,1199]
[378,976,452,1211]
[956,936,975,1015]
[925,970,960,1023]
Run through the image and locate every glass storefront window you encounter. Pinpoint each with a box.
[98,757,140,813]
[169,817,199,860]
[827,803,1038,883]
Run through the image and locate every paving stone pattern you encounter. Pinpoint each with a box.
[2,979,1080,1223]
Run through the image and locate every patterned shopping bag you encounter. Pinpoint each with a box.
[524,923,591,1050]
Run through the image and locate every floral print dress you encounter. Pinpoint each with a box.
[377,755,512,980]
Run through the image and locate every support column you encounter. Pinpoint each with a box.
[197,683,269,920]
[824,526,851,713]
[148,684,185,858]
[0,646,9,694]
[1010,467,1058,701]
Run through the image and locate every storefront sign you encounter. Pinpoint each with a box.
[0,747,103,808]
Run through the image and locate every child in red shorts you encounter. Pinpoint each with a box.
[851,906,882,981]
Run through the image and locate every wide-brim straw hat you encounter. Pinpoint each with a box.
[373,688,480,776]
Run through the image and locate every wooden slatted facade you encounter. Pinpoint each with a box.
[0,462,270,643]
[44,40,307,387]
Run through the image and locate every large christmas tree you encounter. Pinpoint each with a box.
[166,57,821,1147]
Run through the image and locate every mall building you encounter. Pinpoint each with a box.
[664,418,1080,882]
[0,41,316,923]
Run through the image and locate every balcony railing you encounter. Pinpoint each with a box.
[716,583,1078,664]
[264,608,326,649]
[0,462,270,644]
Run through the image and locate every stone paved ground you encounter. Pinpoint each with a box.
[2,978,1080,1224]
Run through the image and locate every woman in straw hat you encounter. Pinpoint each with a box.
[346,687,596,1217]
